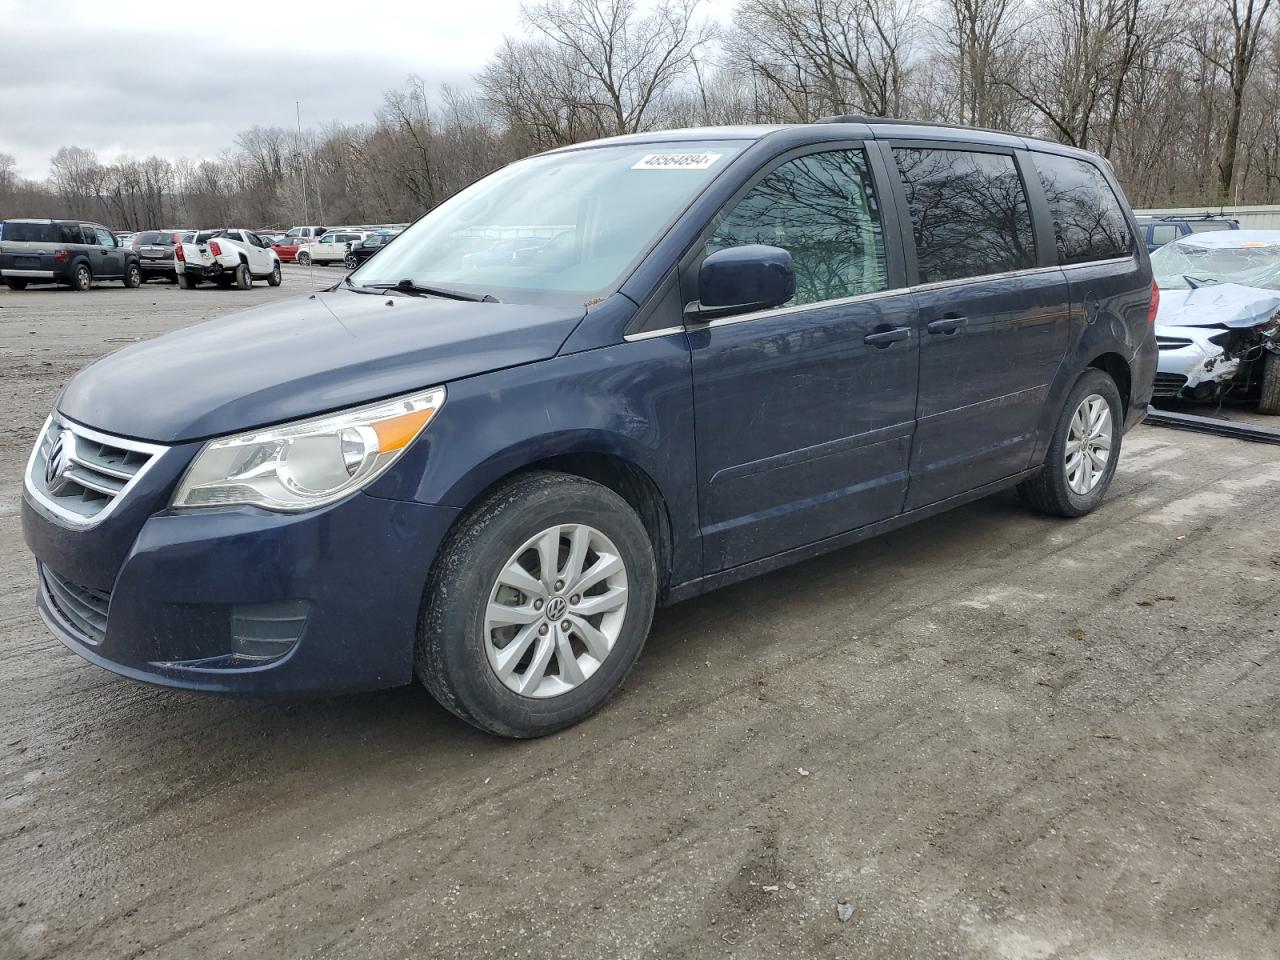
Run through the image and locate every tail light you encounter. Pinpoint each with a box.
[53,249,69,264]
[175,244,185,262]
[209,241,222,257]
[1147,278,1160,325]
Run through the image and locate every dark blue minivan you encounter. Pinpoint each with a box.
[22,120,1157,737]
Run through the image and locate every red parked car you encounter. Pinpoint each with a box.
[272,237,304,263]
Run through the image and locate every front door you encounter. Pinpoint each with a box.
[687,146,918,572]
[886,145,1072,509]
[91,226,125,278]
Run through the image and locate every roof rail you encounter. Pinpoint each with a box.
[814,114,1035,140]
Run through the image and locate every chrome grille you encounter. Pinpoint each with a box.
[25,415,166,525]
[41,566,111,646]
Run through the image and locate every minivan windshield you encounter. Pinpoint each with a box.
[1151,234,1280,290]
[350,141,746,303]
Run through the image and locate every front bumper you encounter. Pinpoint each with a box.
[23,487,459,696]
[1155,325,1238,399]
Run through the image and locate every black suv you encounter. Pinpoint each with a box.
[344,231,399,269]
[0,219,142,290]
[131,230,192,282]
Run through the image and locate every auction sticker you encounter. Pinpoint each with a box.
[632,152,722,170]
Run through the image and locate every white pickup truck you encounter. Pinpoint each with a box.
[175,229,282,289]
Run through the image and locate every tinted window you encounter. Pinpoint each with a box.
[1,222,57,242]
[707,149,886,306]
[1188,221,1232,233]
[1035,153,1134,264]
[136,231,167,245]
[1151,224,1179,245]
[95,228,116,248]
[893,148,1035,283]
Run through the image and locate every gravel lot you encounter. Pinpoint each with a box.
[2,268,1279,959]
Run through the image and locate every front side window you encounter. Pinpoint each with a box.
[352,140,746,302]
[1035,152,1134,264]
[706,149,887,306]
[893,147,1035,283]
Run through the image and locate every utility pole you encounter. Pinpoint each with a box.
[296,101,310,228]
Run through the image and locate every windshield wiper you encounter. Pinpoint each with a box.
[1183,275,1218,290]
[368,279,500,303]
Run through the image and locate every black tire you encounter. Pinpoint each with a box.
[233,263,251,290]
[417,471,658,738]
[71,263,92,292]
[266,262,282,287]
[344,254,357,270]
[123,263,142,288]
[4,278,28,291]
[1018,368,1123,518]
[1258,351,1280,415]
[177,272,194,289]
[297,251,311,266]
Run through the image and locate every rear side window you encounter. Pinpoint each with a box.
[893,148,1036,283]
[1150,224,1179,245]
[707,148,887,306]
[1188,221,1232,233]
[1035,153,1134,264]
[1,222,57,242]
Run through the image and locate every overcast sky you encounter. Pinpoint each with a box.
[0,0,733,180]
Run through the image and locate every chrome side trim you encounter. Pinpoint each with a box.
[623,325,685,342]
[698,287,909,330]
[23,415,168,529]
[1060,256,1136,272]
[909,263,1065,294]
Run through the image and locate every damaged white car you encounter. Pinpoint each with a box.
[1151,230,1280,413]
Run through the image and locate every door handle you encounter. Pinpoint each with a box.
[863,326,911,348]
[927,316,966,335]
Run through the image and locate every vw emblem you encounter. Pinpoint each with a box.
[546,596,568,621]
[44,429,76,495]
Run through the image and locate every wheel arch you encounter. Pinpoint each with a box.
[1086,350,1132,415]
[444,446,676,601]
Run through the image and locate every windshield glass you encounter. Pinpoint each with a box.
[2,222,57,242]
[351,141,745,301]
[1151,236,1280,290]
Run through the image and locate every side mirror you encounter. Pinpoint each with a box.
[690,244,795,320]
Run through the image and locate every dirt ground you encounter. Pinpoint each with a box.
[1,270,1279,960]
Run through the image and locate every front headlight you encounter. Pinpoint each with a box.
[172,387,445,512]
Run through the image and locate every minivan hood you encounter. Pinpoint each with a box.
[58,289,585,442]
[1155,283,1280,330]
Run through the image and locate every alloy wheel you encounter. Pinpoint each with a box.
[1065,393,1112,495]
[484,523,629,699]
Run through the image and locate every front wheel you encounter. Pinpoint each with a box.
[1258,350,1280,415]
[1018,368,1123,518]
[266,262,282,287]
[123,263,142,288]
[417,472,658,738]
[344,253,357,270]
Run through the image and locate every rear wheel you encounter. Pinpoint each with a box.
[71,263,92,292]
[4,278,28,291]
[266,262,282,287]
[1258,351,1280,415]
[177,272,194,289]
[417,472,658,738]
[123,263,142,288]
[1018,368,1123,518]
[233,263,251,290]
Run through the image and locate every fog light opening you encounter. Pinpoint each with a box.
[230,600,310,663]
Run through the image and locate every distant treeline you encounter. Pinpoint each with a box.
[1,0,1275,230]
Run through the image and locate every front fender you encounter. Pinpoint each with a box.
[366,334,701,586]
